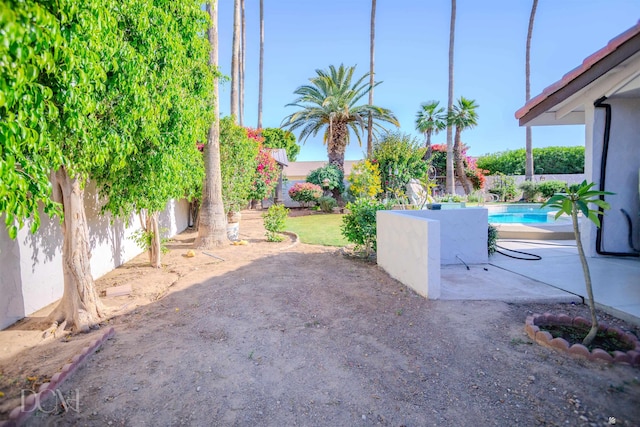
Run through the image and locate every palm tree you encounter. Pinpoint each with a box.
[282,64,398,197]
[230,0,240,121]
[525,0,538,181]
[239,0,246,126]
[366,0,377,156]
[415,101,446,160]
[448,96,478,195]
[257,0,264,128]
[445,0,456,194]
[197,0,229,248]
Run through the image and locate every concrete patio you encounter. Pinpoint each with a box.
[440,239,640,326]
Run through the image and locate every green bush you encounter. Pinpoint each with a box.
[306,164,345,193]
[371,131,428,198]
[518,181,540,202]
[261,128,300,161]
[341,198,388,255]
[477,146,584,175]
[489,173,518,202]
[538,180,567,198]
[220,117,259,212]
[347,159,382,199]
[488,224,498,256]
[318,196,337,213]
[262,204,289,242]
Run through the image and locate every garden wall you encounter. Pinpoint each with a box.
[0,182,190,330]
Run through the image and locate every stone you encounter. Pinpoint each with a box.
[612,351,630,364]
[568,344,590,359]
[535,330,552,346]
[590,348,614,363]
[550,337,570,351]
[555,314,573,326]
[572,316,590,328]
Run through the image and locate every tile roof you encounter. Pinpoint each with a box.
[516,20,640,124]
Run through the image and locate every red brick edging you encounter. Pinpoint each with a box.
[0,327,115,427]
[525,313,640,366]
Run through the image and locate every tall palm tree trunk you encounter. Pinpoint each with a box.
[525,0,538,181]
[258,0,264,129]
[230,0,240,121]
[453,128,473,194]
[197,0,228,249]
[446,0,456,194]
[367,0,376,156]
[239,0,245,126]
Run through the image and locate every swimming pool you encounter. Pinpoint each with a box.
[487,204,567,224]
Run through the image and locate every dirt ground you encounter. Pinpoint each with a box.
[1,210,639,426]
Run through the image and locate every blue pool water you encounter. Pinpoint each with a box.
[487,204,561,224]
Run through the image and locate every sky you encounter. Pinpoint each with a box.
[215,0,640,162]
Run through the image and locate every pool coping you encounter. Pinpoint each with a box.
[492,221,575,240]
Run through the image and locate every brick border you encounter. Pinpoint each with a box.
[0,327,115,427]
[525,314,640,366]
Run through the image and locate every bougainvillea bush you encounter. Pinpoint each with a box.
[249,147,280,201]
[288,182,323,207]
[431,144,487,191]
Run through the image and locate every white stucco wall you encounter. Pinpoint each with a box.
[585,98,640,257]
[377,211,441,299]
[0,183,190,330]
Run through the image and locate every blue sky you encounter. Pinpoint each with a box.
[216,1,640,161]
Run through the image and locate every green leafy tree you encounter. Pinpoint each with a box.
[96,0,212,269]
[542,181,613,347]
[306,164,345,195]
[282,63,399,190]
[261,128,300,161]
[415,101,446,159]
[448,96,479,194]
[1,0,153,332]
[371,131,427,199]
[220,117,259,213]
[341,198,388,256]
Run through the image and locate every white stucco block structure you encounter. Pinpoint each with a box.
[377,211,441,299]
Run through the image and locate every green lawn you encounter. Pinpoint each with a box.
[285,214,349,246]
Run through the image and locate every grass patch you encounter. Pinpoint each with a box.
[285,214,348,247]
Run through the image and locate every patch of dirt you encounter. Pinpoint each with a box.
[1,210,639,426]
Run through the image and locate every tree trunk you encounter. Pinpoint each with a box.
[47,167,104,333]
[366,0,376,156]
[424,130,433,160]
[230,0,240,121]
[239,0,245,126]
[453,127,473,194]
[257,0,264,129]
[197,0,228,249]
[141,210,162,269]
[328,123,348,203]
[572,205,599,346]
[525,0,538,181]
[445,0,456,194]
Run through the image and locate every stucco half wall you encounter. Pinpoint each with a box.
[0,184,190,330]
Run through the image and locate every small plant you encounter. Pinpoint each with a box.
[262,204,289,242]
[489,173,518,202]
[437,193,464,203]
[538,180,567,199]
[317,196,337,213]
[131,228,170,255]
[340,198,389,256]
[288,182,323,207]
[542,180,613,346]
[519,181,540,202]
[487,224,498,256]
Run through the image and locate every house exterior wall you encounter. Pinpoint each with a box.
[585,97,640,257]
[0,183,190,329]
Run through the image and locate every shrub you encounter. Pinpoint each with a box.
[489,173,518,202]
[476,146,584,175]
[318,196,337,213]
[261,128,300,161]
[372,131,427,197]
[249,147,280,201]
[538,180,567,198]
[519,181,540,202]
[306,164,345,193]
[347,159,382,199]
[262,204,289,242]
[341,198,388,255]
[488,224,498,256]
[288,182,323,207]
